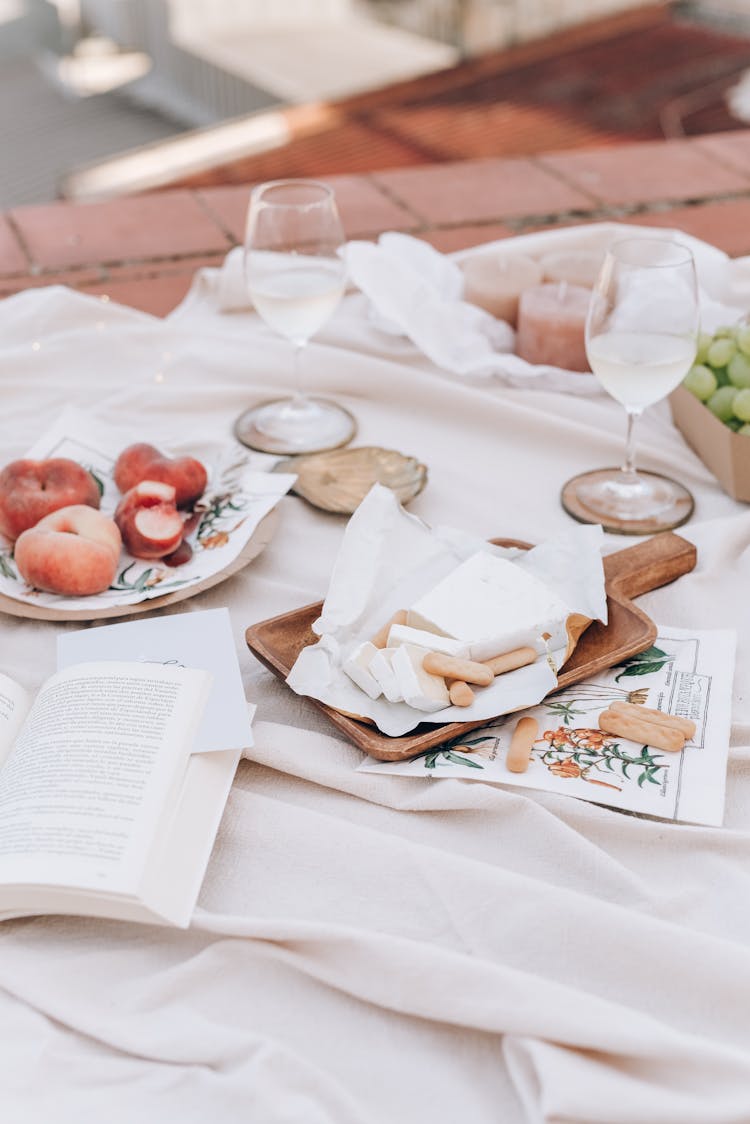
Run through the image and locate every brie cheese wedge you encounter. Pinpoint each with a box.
[387,622,468,657]
[391,644,450,713]
[408,551,571,662]
[369,648,403,703]
[342,641,383,700]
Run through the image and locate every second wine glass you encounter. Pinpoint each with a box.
[234,179,355,455]
[561,237,699,534]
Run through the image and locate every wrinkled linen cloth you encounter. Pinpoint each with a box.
[1,259,750,1124]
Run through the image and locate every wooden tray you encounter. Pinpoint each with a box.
[0,509,279,623]
[245,531,697,761]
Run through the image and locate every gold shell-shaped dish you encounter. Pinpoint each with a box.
[277,445,427,514]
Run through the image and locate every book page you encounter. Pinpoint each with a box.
[57,607,253,754]
[0,661,211,895]
[0,673,31,769]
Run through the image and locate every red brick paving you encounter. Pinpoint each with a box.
[373,157,598,226]
[197,176,419,244]
[536,138,750,207]
[4,131,750,317]
[621,198,750,257]
[9,190,231,270]
[0,215,29,275]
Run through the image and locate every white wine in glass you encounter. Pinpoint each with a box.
[234,179,355,455]
[562,238,699,534]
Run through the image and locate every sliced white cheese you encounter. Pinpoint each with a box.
[387,622,468,657]
[408,551,571,662]
[391,644,450,713]
[369,647,403,703]
[342,641,382,700]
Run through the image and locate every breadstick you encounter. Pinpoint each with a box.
[608,700,696,740]
[448,681,475,707]
[507,716,538,773]
[598,709,684,753]
[422,652,493,687]
[370,610,407,649]
[483,646,537,676]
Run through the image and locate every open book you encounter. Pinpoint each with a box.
[0,608,251,927]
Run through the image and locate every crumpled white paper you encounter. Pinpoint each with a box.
[286,485,607,737]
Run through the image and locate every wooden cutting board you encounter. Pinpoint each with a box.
[245,531,696,761]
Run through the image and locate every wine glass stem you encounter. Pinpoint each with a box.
[621,407,642,481]
[292,342,307,405]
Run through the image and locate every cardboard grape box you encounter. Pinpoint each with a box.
[670,384,750,502]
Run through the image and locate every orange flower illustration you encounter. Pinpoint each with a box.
[548,758,581,779]
[200,531,229,550]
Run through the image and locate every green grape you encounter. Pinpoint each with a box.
[739,424,750,436]
[707,337,737,368]
[733,388,750,422]
[707,386,738,421]
[728,351,750,388]
[683,364,717,401]
[695,331,713,364]
[737,326,750,358]
[713,325,738,339]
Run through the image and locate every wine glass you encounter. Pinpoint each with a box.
[561,238,699,534]
[234,179,356,455]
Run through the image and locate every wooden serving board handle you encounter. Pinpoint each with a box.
[602,532,696,600]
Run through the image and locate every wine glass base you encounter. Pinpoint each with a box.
[561,468,695,535]
[234,397,357,455]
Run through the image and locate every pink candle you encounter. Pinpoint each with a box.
[540,250,602,288]
[516,282,592,372]
[461,252,542,326]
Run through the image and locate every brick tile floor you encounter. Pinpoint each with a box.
[3,130,750,317]
[536,137,750,208]
[0,216,29,276]
[197,175,420,244]
[373,156,598,225]
[9,190,232,271]
[696,132,750,178]
[621,198,750,257]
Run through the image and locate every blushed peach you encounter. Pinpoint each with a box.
[114,443,207,508]
[0,458,100,541]
[15,505,121,596]
[115,480,184,560]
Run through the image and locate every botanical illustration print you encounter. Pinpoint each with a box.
[360,627,734,827]
[421,669,671,796]
[614,645,672,683]
[0,550,15,580]
[424,719,667,793]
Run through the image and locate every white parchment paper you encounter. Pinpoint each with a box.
[286,485,607,736]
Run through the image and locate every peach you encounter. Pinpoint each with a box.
[0,458,100,542]
[114,443,207,508]
[15,505,121,596]
[115,480,184,560]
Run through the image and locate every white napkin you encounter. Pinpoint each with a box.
[345,227,750,392]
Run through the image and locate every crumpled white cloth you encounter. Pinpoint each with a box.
[179,222,750,394]
[1,271,750,1124]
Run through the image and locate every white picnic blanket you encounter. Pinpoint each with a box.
[1,224,750,1124]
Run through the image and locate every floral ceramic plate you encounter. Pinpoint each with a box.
[0,410,293,621]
